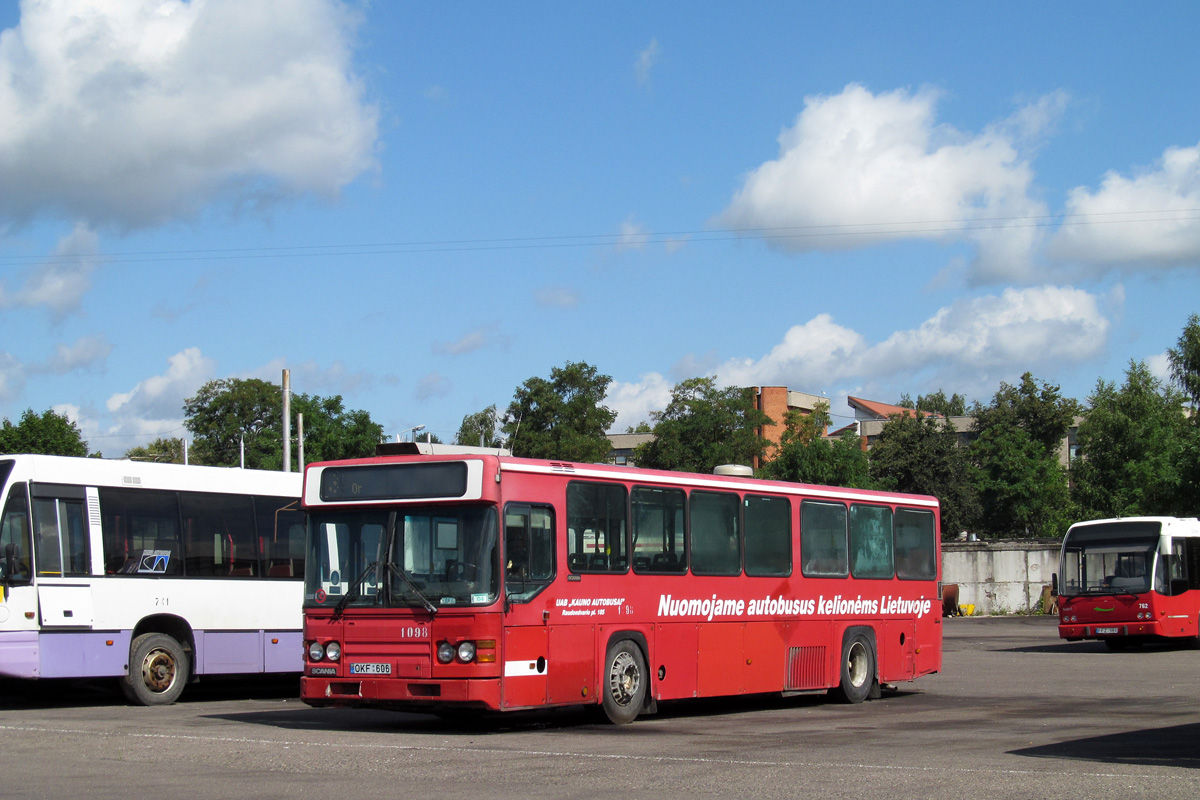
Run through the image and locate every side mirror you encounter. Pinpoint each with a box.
[1051,573,1058,597]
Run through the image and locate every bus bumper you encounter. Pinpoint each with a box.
[301,675,502,710]
[1058,621,1164,640]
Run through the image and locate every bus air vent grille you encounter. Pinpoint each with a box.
[786,645,826,691]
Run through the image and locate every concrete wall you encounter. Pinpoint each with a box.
[943,539,1061,615]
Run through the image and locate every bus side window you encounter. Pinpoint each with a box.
[895,509,937,581]
[800,500,848,578]
[259,497,305,579]
[690,490,740,576]
[566,482,628,574]
[850,504,894,579]
[1185,539,1200,592]
[30,484,89,577]
[0,485,32,583]
[504,503,555,602]
[180,492,257,577]
[744,494,790,577]
[98,487,183,576]
[631,486,686,575]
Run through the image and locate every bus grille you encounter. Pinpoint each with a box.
[786,646,826,690]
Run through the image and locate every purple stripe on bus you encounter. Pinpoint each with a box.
[193,630,303,675]
[0,630,40,679]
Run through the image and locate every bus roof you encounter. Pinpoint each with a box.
[0,453,302,495]
[303,452,940,510]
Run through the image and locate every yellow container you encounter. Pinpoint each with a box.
[962,604,976,616]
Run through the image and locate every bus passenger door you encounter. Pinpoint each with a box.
[501,626,547,709]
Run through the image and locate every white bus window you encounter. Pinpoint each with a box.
[32,496,88,577]
[99,487,183,576]
[0,485,32,583]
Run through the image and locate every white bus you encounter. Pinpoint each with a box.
[0,454,304,704]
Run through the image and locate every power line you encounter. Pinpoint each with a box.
[3,208,1198,267]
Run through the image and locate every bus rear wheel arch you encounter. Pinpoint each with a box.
[833,628,877,704]
[601,639,648,724]
[122,632,190,706]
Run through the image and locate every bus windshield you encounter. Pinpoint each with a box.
[304,505,499,609]
[1059,521,1161,596]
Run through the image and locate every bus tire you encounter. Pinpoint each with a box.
[601,640,647,724]
[833,631,875,704]
[122,633,189,706]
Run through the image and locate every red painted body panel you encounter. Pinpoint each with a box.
[301,454,943,714]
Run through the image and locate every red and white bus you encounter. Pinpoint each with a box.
[300,452,942,723]
[1057,516,1200,649]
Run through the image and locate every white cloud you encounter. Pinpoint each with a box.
[535,286,579,308]
[635,39,660,86]
[1049,142,1200,271]
[0,0,379,229]
[616,218,651,252]
[416,371,452,402]
[0,224,99,319]
[604,371,674,432]
[718,84,1056,284]
[247,357,375,397]
[0,351,24,404]
[36,335,112,374]
[432,325,510,357]
[1146,352,1172,386]
[106,346,216,420]
[711,286,1110,401]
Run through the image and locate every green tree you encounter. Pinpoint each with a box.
[1168,313,1200,411]
[501,361,617,462]
[969,424,1074,538]
[869,413,979,539]
[969,373,1079,538]
[184,378,383,469]
[899,389,968,417]
[125,437,187,463]
[1167,314,1200,512]
[0,409,90,456]
[292,393,385,464]
[634,377,771,474]
[455,405,503,448]
[760,403,873,488]
[971,373,1079,453]
[1072,361,1190,519]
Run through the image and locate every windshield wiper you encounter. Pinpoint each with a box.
[383,560,438,615]
[332,560,381,617]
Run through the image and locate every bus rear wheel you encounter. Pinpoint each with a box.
[833,632,875,704]
[601,640,647,724]
[122,633,189,706]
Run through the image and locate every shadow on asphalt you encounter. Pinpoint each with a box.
[0,674,300,709]
[1011,722,1200,768]
[204,686,921,735]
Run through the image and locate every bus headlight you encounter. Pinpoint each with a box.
[437,641,456,664]
[308,641,325,661]
[457,641,476,663]
[325,641,341,661]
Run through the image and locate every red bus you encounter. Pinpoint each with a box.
[1056,516,1200,649]
[300,452,942,723]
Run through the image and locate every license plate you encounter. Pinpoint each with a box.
[1095,627,1119,635]
[350,662,392,675]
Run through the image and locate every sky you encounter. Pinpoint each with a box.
[2,1,1200,454]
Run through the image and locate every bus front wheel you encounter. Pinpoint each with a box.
[601,640,647,724]
[833,632,875,704]
[122,633,189,706]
